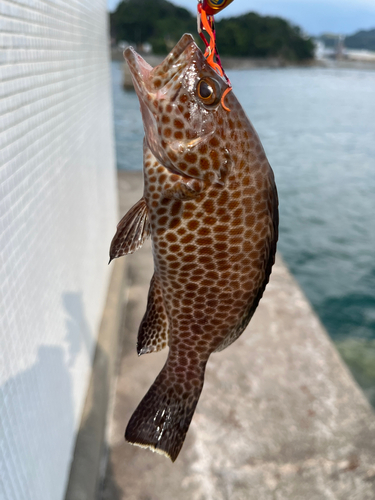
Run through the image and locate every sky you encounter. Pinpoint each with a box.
[107,0,375,36]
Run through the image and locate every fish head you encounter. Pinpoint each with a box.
[124,34,235,184]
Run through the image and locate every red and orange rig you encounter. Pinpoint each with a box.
[197,0,233,111]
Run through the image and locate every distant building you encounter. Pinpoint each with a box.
[118,40,130,50]
[314,40,328,60]
[142,42,153,54]
[315,33,375,62]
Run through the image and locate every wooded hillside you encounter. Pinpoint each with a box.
[345,29,375,51]
[110,0,314,61]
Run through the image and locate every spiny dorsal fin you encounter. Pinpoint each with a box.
[109,197,150,261]
[137,274,169,355]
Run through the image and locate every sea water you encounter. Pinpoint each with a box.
[111,61,375,405]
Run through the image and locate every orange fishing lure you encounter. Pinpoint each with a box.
[197,0,233,111]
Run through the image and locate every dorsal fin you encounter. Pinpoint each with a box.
[109,197,150,261]
[137,274,169,356]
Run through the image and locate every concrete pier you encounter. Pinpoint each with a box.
[95,171,375,499]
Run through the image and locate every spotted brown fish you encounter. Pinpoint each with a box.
[110,34,278,461]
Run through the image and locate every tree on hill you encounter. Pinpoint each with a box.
[110,0,314,61]
[215,13,314,60]
[345,29,375,51]
[110,0,196,54]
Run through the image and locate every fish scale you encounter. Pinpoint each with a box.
[110,33,278,461]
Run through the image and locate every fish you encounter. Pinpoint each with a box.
[110,33,278,462]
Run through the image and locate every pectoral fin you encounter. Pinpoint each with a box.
[137,274,169,355]
[109,197,150,261]
[163,175,207,200]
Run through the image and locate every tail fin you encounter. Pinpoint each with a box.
[125,361,205,461]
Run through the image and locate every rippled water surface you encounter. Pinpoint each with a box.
[112,61,375,403]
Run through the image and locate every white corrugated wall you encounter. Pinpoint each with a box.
[0,1,117,499]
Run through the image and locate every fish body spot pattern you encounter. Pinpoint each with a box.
[110,34,279,462]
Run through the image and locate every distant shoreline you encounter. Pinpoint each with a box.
[112,49,375,89]
[111,49,317,69]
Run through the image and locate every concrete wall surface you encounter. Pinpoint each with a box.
[0,2,117,500]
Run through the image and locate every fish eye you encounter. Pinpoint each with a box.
[197,77,221,106]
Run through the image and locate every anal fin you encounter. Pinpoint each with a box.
[137,274,169,355]
[109,197,150,261]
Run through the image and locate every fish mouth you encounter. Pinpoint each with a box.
[124,33,196,96]
[124,34,199,167]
